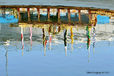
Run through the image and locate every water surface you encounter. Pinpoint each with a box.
[0,7,114,76]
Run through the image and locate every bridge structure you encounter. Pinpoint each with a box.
[0,5,114,25]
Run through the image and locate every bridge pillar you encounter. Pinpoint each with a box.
[58,8,60,23]
[68,8,71,23]
[78,10,81,23]
[27,8,30,21]
[47,8,50,21]
[37,8,40,21]
[88,10,92,24]
[17,8,21,21]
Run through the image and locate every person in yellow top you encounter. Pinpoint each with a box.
[70,26,74,50]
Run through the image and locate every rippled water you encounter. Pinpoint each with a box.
[0,5,114,76]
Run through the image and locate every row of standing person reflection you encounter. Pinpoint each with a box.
[20,25,96,56]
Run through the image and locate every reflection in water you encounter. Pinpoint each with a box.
[5,47,8,76]
[49,33,52,50]
[86,26,91,50]
[0,6,114,76]
[64,29,67,56]
[4,40,9,76]
[70,26,74,51]
[0,7,113,24]
[92,26,96,54]
[0,22,114,54]
[86,26,91,62]
[30,25,32,47]
[21,27,24,50]
[21,27,24,56]
[42,28,47,56]
[48,25,52,50]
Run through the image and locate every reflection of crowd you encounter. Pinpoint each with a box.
[19,24,97,56]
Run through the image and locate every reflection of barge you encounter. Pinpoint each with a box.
[0,5,114,25]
